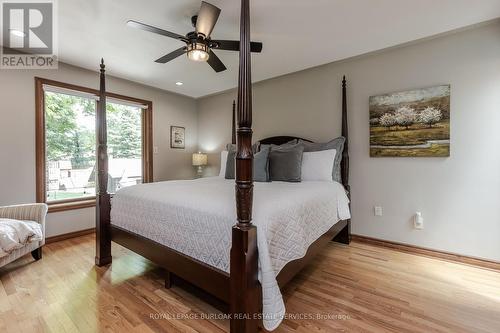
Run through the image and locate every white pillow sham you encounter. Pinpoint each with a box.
[301,149,336,181]
[219,150,229,177]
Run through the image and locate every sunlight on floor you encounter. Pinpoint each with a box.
[418,259,500,303]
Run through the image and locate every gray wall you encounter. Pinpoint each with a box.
[197,21,500,261]
[1,21,499,261]
[0,63,198,237]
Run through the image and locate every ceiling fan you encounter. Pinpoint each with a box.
[126,1,263,73]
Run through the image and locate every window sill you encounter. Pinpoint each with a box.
[48,198,96,213]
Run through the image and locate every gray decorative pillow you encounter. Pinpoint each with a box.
[225,146,270,182]
[260,139,298,152]
[298,137,345,182]
[269,145,304,182]
[253,147,270,182]
[225,150,237,179]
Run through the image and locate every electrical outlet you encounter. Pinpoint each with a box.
[374,206,383,216]
[414,212,424,229]
[153,146,159,154]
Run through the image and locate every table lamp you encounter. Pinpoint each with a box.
[192,152,208,177]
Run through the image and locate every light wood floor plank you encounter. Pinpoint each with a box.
[0,234,499,332]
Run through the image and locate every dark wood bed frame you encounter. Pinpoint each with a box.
[95,1,350,332]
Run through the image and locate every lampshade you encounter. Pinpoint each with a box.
[187,43,210,62]
[192,152,208,166]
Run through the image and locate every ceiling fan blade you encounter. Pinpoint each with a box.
[195,1,221,38]
[127,20,186,41]
[207,50,226,72]
[212,40,263,53]
[155,47,187,63]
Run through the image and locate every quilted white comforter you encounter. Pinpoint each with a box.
[111,177,350,330]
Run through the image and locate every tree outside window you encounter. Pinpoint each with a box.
[45,92,143,202]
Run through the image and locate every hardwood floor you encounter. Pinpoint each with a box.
[1,235,499,332]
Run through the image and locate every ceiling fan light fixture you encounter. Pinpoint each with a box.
[187,42,210,62]
[127,1,261,72]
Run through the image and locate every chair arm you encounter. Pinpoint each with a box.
[0,203,48,226]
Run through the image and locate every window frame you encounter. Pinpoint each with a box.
[35,77,153,213]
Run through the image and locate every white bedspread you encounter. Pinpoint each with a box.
[111,177,350,330]
[0,219,43,258]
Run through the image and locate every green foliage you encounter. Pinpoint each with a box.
[81,98,96,116]
[106,103,142,158]
[45,92,94,167]
[71,128,95,168]
[45,93,142,168]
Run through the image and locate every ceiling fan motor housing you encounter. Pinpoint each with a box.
[191,15,198,28]
[186,31,206,43]
[127,1,261,72]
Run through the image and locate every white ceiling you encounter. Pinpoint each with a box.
[59,0,500,98]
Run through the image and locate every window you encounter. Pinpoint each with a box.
[36,78,153,212]
[44,91,97,202]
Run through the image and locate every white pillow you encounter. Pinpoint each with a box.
[301,149,336,181]
[219,150,229,177]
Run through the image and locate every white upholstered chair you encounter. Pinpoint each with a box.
[0,203,48,268]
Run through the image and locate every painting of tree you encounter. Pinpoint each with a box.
[379,113,396,130]
[369,85,450,157]
[419,107,443,128]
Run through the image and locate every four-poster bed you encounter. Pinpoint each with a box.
[95,0,350,332]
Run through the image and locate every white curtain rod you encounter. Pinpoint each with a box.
[43,84,99,101]
[107,97,147,109]
[43,84,148,109]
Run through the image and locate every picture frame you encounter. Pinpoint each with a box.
[170,126,185,149]
[369,85,450,157]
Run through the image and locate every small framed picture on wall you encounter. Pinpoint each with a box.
[170,126,185,149]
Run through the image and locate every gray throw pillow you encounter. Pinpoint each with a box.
[298,137,345,182]
[253,147,270,182]
[260,139,298,152]
[269,145,304,182]
[225,146,270,182]
[225,150,237,179]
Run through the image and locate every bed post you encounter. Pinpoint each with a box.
[232,100,236,145]
[95,59,112,266]
[230,0,259,332]
[336,75,351,244]
[341,76,349,188]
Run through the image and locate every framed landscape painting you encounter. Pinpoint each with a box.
[170,126,185,149]
[369,85,450,157]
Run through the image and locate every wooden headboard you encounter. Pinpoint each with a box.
[230,108,312,146]
[229,76,349,191]
[258,136,312,145]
